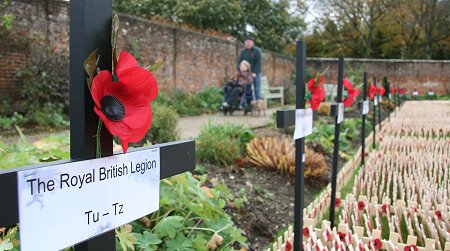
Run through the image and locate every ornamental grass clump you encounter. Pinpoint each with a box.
[246,136,328,184]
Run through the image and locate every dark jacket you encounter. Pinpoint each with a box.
[237,46,262,75]
[227,71,254,92]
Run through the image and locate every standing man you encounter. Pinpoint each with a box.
[237,36,262,100]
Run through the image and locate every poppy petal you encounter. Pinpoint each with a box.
[115,51,138,78]
[119,67,158,102]
[91,70,113,108]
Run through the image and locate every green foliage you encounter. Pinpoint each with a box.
[0,112,26,130]
[16,45,69,128]
[113,0,304,53]
[153,86,222,117]
[0,0,14,36]
[130,173,248,250]
[196,123,255,165]
[306,120,355,157]
[133,103,179,146]
[0,130,70,170]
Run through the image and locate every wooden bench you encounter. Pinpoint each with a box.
[261,76,284,107]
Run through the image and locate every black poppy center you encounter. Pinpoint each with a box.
[100,95,125,121]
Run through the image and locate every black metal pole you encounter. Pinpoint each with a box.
[293,41,307,251]
[329,57,344,228]
[372,77,376,150]
[70,0,115,250]
[361,72,367,168]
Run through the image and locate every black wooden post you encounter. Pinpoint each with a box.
[70,0,115,249]
[292,41,307,251]
[372,77,376,150]
[378,84,382,131]
[386,79,390,122]
[329,57,344,228]
[361,72,368,168]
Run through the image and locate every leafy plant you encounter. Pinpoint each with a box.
[317,102,331,116]
[0,112,26,131]
[196,123,255,165]
[246,136,328,183]
[129,173,248,250]
[0,227,19,251]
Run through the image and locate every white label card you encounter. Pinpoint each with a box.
[389,94,392,100]
[337,103,344,124]
[293,108,313,140]
[17,148,161,251]
[428,92,434,95]
[362,100,369,115]
[374,96,379,106]
[413,91,419,96]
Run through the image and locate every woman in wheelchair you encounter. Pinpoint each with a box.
[222,60,254,110]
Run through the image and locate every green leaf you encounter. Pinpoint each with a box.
[84,49,99,92]
[191,235,208,251]
[0,239,14,251]
[111,14,120,74]
[153,216,184,238]
[115,225,136,251]
[145,62,165,73]
[134,231,161,251]
[165,233,195,251]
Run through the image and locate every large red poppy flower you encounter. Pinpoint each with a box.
[377,86,385,96]
[92,51,158,153]
[368,84,377,100]
[342,79,359,107]
[307,76,326,110]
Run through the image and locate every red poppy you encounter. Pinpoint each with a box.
[377,86,386,96]
[342,79,359,107]
[285,240,293,251]
[404,245,418,251]
[337,232,346,241]
[358,201,365,211]
[382,204,387,213]
[399,88,406,95]
[307,76,326,110]
[390,87,394,93]
[368,84,377,100]
[335,198,341,208]
[435,210,442,220]
[303,227,310,237]
[373,239,382,250]
[92,51,158,153]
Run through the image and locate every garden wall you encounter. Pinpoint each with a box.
[0,0,449,103]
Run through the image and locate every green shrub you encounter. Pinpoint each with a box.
[196,123,255,165]
[28,103,68,129]
[133,103,180,146]
[0,112,26,130]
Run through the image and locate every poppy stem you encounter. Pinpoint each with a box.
[96,118,102,158]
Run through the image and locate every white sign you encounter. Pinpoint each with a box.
[428,92,434,96]
[337,103,344,124]
[378,95,382,102]
[294,108,313,140]
[413,91,419,96]
[362,100,369,115]
[17,148,161,251]
[374,96,379,106]
[389,94,392,100]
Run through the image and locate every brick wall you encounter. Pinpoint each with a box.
[1,0,449,104]
[307,58,450,95]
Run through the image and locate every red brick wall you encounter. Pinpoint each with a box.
[307,58,450,95]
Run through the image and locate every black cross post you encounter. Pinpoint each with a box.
[359,72,368,168]
[377,81,382,131]
[328,57,345,228]
[372,77,377,150]
[276,41,308,251]
[386,78,390,122]
[0,0,195,250]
